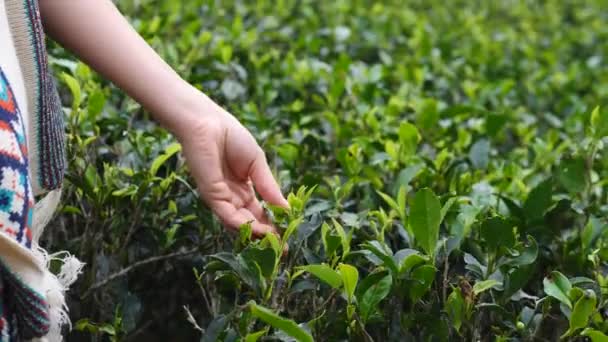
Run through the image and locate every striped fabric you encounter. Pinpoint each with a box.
[6,0,66,194]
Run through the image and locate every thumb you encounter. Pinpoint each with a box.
[250,150,288,208]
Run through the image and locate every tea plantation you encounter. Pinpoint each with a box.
[48,0,608,341]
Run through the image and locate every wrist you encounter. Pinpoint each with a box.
[156,81,219,141]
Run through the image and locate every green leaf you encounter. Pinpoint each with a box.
[557,157,587,194]
[408,265,436,301]
[332,219,351,257]
[523,178,553,220]
[409,188,442,256]
[469,139,490,169]
[543,271,572,308]
[61,72,82,109]
[473,279,500,295]
[590,106,608,138]
[249,302,313,342]
[440,197,459,223]
[245,329,269,342]
[562,290,597,338]
[201,315,230,342]
[241,247,277,278]
[338,263,359,302]
[480,216,515,251]
[376,190,400,215]
[361,241,398,275]
[87,89,106,118]
[357,271,392,322]
[445,288,465,333]
[502,237,538,267]
[398,121,420,158]
[150,143,182,176]
[582,217,606,251]
[415,98,439,133]
[582,329,608,342]
[321,223,342,257]
[300,264,342,289]
[393,249,428,275]
[283,216,303,244]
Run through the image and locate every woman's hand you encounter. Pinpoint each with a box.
[175,95,288,236]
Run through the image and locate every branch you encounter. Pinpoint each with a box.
[81,247,198,299]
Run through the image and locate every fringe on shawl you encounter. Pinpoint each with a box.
[28,189,84,342]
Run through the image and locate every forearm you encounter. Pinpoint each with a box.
[39,0,207,137]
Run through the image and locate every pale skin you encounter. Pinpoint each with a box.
[39,0,288,236]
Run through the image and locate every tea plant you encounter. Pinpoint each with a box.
[46,0,608,340]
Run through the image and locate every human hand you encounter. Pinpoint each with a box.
[175,95,288,236]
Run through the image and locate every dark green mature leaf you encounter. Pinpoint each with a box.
[201,315,230,342]
[410,188,442,256]
[557,157,587,194]
[480,216,515,251]
[357,271,392,322]
[503,264,534,298]
[408,265,436,301]
[249,302,313,342]
[501,237,538,267]
[241,247,277,278]
[361,241,398,275]
[543,271,572,308]
[523,179,553,220]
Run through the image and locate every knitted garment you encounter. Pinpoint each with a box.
[6,0,65,194]
[0,69,50,340]
[0,1,81,341]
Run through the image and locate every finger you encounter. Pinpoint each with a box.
[245,195,270,224]
[250,150,289,208]
[212,201,276,236]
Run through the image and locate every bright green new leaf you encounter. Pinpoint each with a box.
[543,271,572,308]
[582,328,608,342]
[300,264,343,289]
[445,288,465,333]
[590,106,608,138]
[61,72,82,110]
[398,121,420,158]
[473,279,500,295]
[562,289,597,338]
[409,188,442,256]
[245,328,268,342]
[249,302,313,342]
[150,143,181,176]
[338,263,359,302]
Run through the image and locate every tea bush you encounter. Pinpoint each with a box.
[47,0,608,341]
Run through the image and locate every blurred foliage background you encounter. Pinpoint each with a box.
[46,0,608,341]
